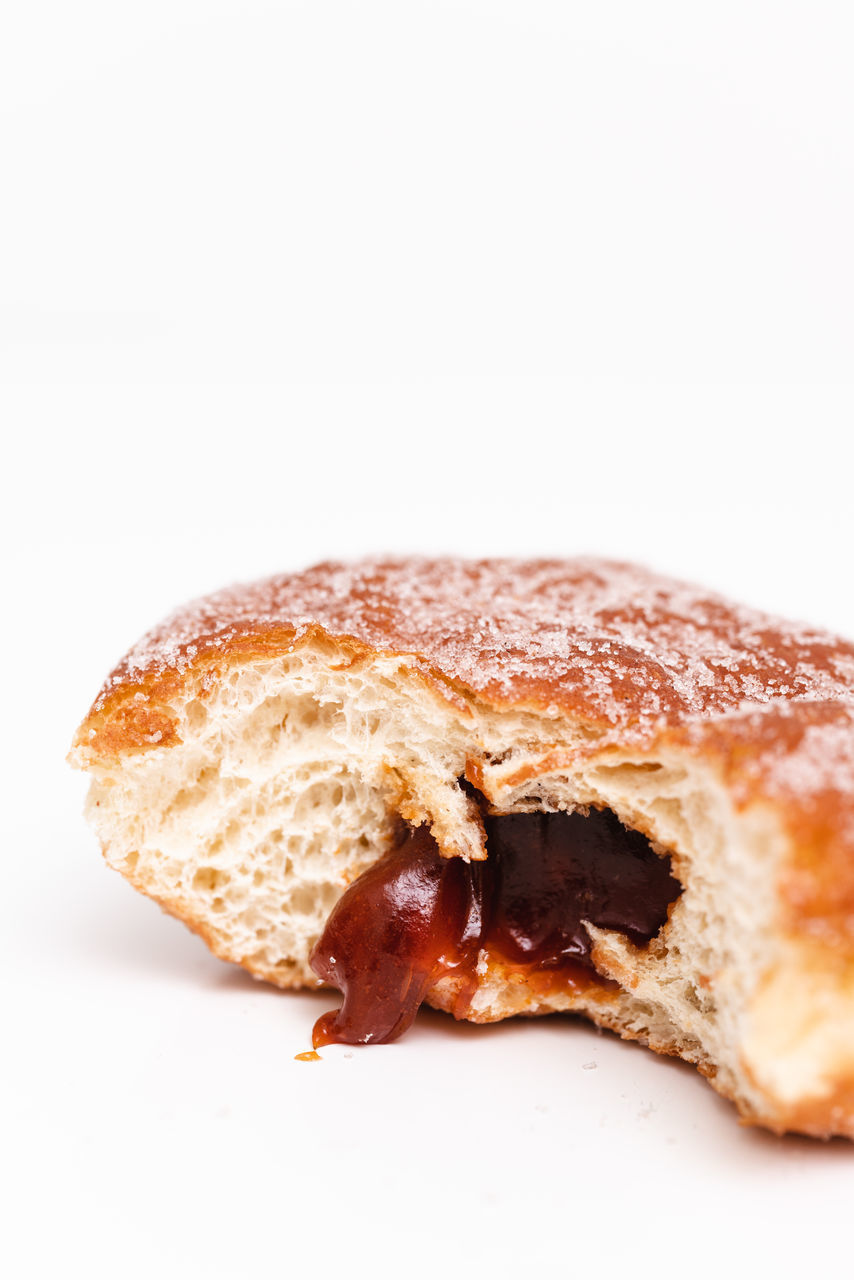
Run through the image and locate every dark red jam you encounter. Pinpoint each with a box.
[309,790,681,1048]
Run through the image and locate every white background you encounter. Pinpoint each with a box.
[3,3,854,1277]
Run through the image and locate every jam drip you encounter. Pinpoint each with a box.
[310,794,681,1048]
[311,826,485,1047]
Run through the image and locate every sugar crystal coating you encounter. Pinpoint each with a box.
[94,557,854,735]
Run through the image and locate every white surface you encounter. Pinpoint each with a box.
[3,3,854,1277]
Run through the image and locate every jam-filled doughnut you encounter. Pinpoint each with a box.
[71,558,854,1137]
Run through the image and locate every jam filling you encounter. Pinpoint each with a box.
[309,790,682,1048]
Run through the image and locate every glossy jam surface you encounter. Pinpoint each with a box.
[311,825,485,1047]
[310,796,681,1048]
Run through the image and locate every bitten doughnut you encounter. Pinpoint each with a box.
[70,558,854,1137]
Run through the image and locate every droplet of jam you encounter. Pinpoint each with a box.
[311,825,485,1047]
[294,1049,322,1062]
[309,792,681,1047]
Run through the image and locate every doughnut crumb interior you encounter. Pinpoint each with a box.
[70,558,854,1138]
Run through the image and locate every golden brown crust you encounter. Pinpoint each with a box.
[74,558,854,966]
[766,1078,854,1140]
[81,558,854,727]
